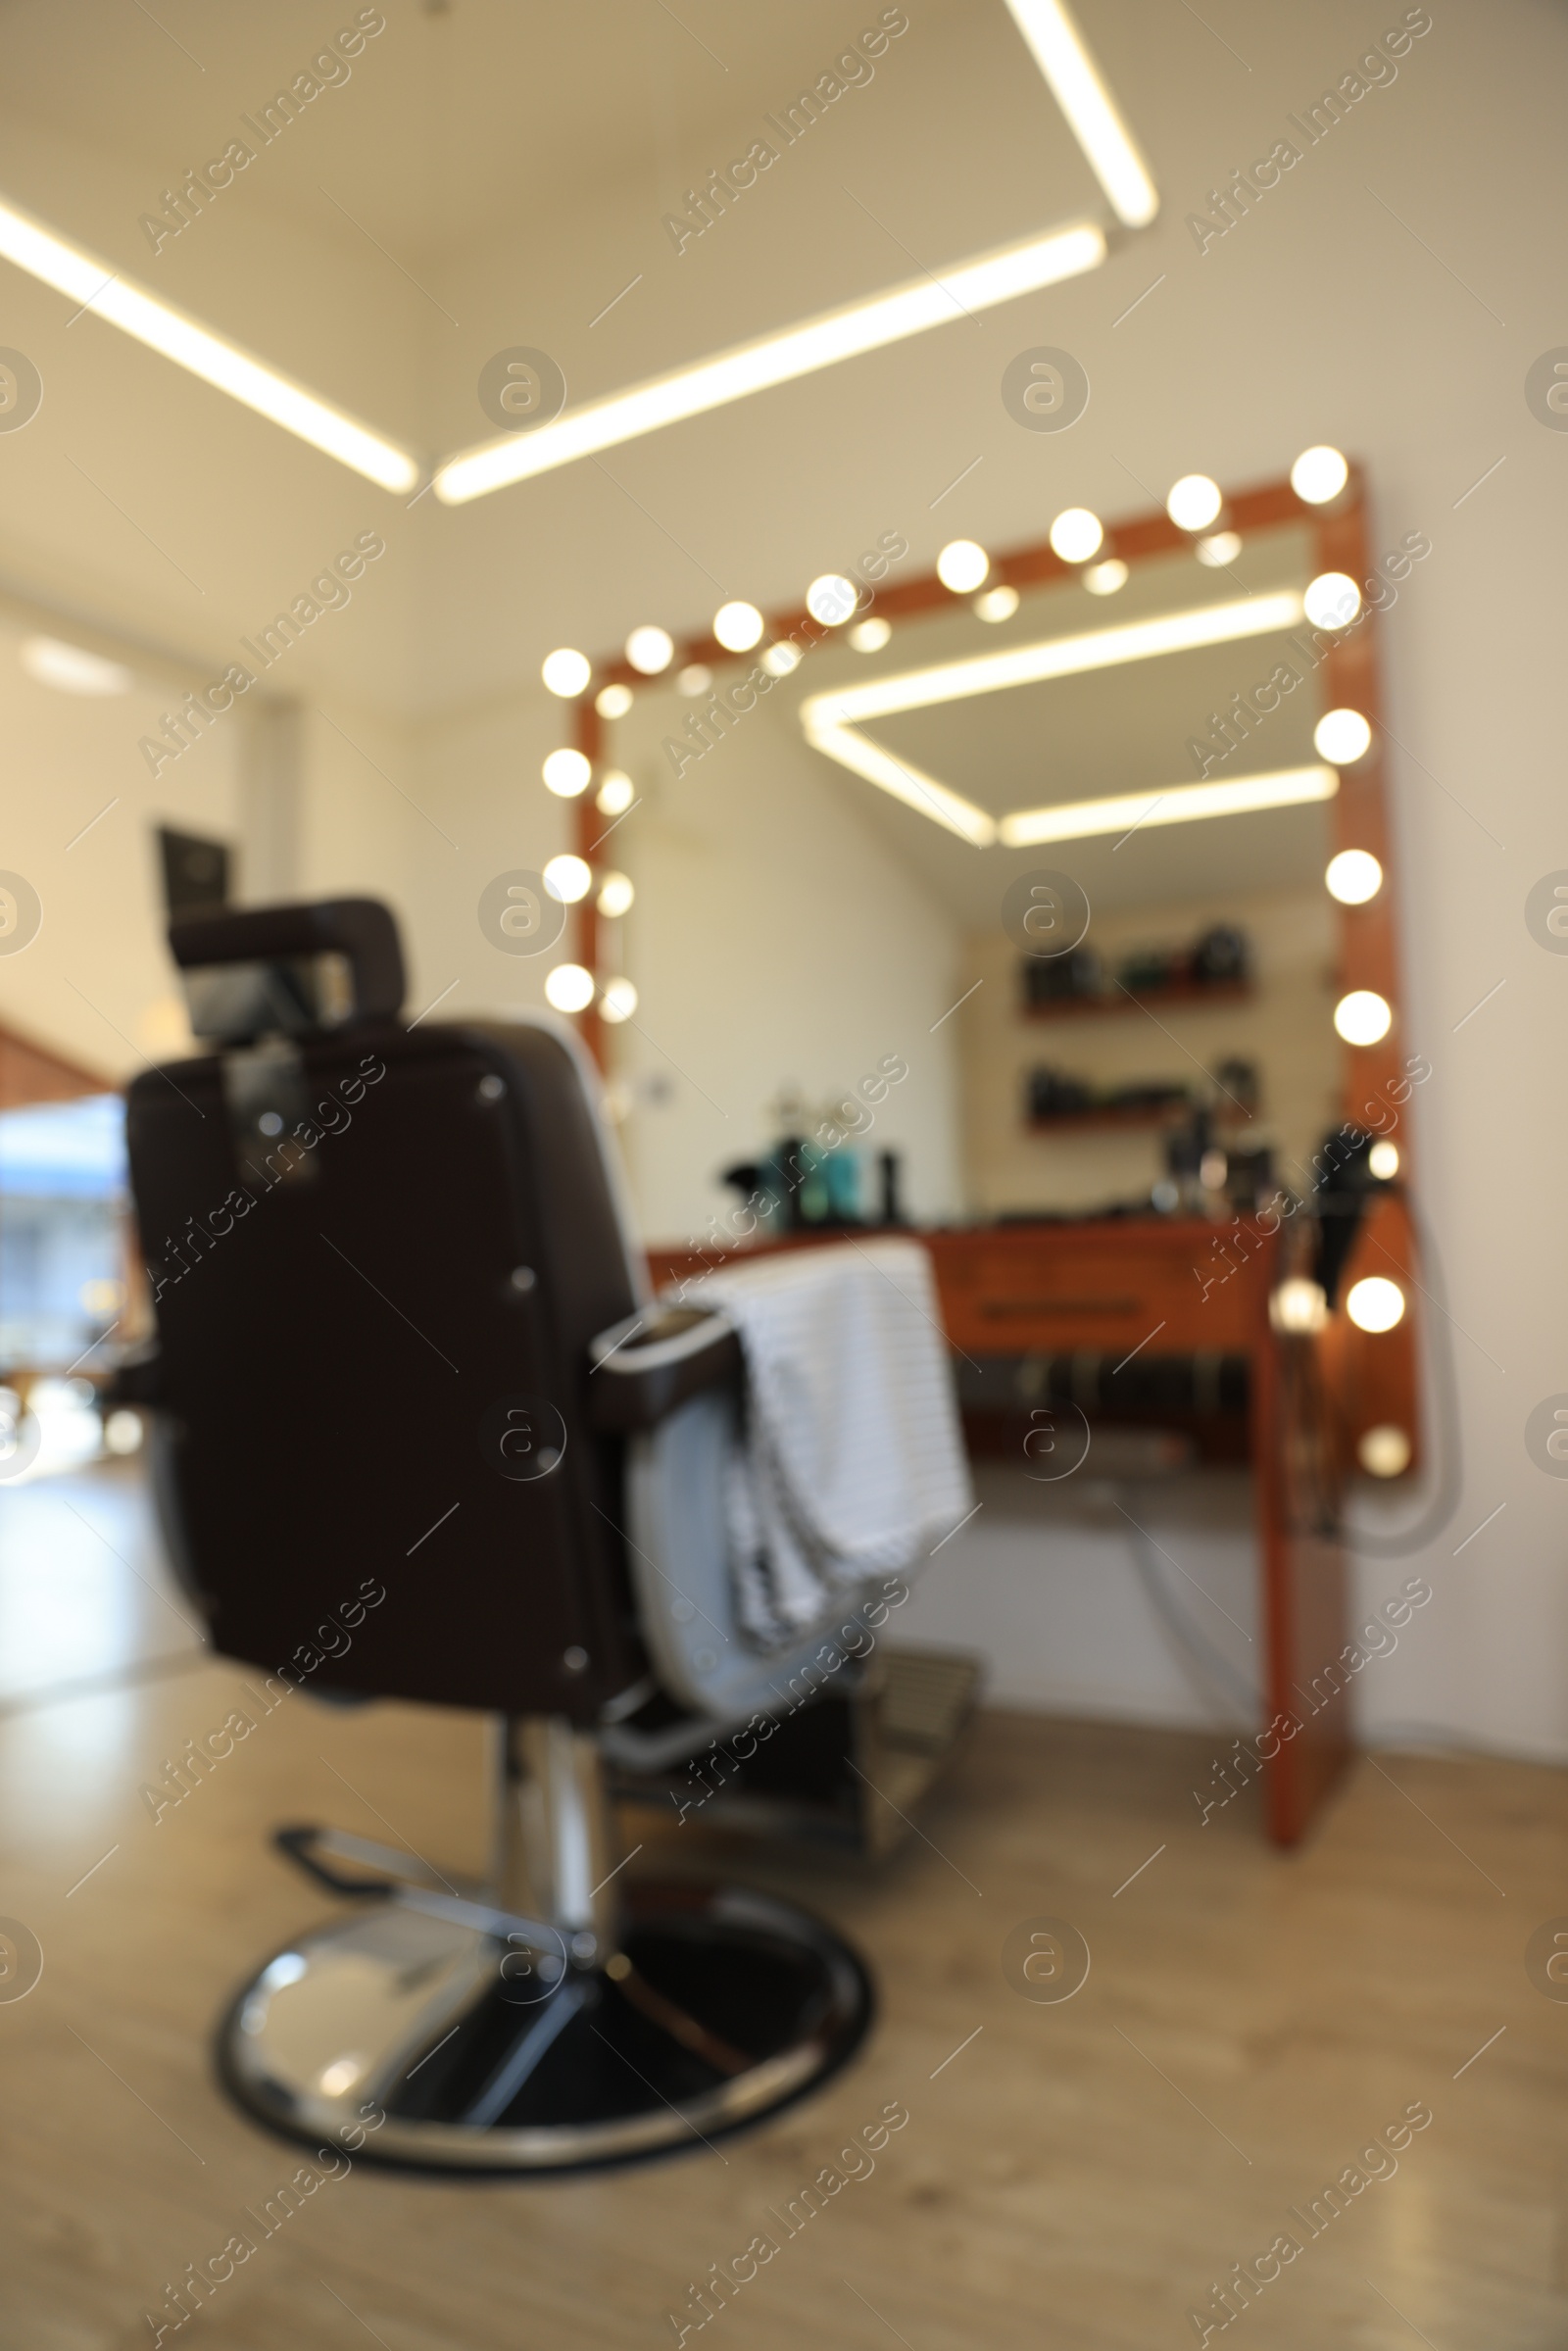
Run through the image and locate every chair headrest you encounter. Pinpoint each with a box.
[169,897,405,1047]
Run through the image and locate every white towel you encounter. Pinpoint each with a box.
[690,1239,974,1652]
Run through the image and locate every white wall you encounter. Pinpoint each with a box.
[2,0,1566,1758]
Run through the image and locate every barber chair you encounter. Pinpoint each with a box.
[119,898,901,2173]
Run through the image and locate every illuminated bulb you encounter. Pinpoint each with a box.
[1048,509,1102,563]
[104,1407,143,1454]
[1270,1278,1328,1336]
[625,625,673,674]
[1196,531,1242,567]
[1347,1275,1405,1334]
[937,540,989,593]
[545,962,596,1013]
[1325,849,1382,905]
[1291,445,1349,506]
[1304,571,1361,630]
[21,635,131,695]
[600,977,638,1023]
[1083,559,1128,596]
[762,640,802,677]
[543,854,592,904]
[1166,474,1222,531]
[974,585,1019,622]
[1334,989,1392,1046]
[541,647,590,698]
[848,616,891,652]
[597,871,634,918]
[712,600,763,652]
[1314,709,1372,764]
[1368,1140,1399,1180]
[807,573,858,625]
[595,683,633,718]
[596,769,634,815]
[1358,1424,1411,1476]
[542,748,591,797]
[677,663,711,696]
[318,2057,364,2096]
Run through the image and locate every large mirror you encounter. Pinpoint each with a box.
[587,468,1408,1274]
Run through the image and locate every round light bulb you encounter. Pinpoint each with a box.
[1270,1277,1328,1336]
[1325,849,1383,905]
[596,770,634,815]
[1334,989,1393,1046]
[597,871,634,918]
[936,540,989,593]
[1048,509,1102,563]
[600,977,638,1024]
[1304,572,1361,630]
[1166,474,1223,531]
[1358,1424,1411,1477]
[806,573,858,625]
[973,585,1019,623]
[541,647,591,698]
[761,640,802,677]
[595,682,633,719]
[1347,1276,1405,1334]
[1315,709,1373,765]
[544,963,596,1013]
[1083,559,1128,596]
[543,854,592,904]
[1196,530,1242,567]
[625,625,673,675]
[676,663,711,696]
[1291,446,1349,506]
[712,600,764,652]
[542,747,591,798]
[848,616,891,652]
[1368,1140,1399,1181]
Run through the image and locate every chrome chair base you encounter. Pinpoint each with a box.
[219,1880,872,2174]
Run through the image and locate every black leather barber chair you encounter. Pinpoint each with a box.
[120,899,880,2172]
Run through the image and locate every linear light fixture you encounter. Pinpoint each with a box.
[800,589,1311,846]
[1000,764,1339,847]
[434,221,1106,503]
[0,195,420,493]
[1001,0,1159,226]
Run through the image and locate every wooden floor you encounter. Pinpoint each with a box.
[3,1464,1566,2350]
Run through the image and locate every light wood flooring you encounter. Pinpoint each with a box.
[2,1462,1565,2349]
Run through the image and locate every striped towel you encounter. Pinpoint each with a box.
[691,1239,974,1651]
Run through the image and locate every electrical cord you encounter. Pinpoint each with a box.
[1111,1488,1257,1719]
[1341,1196,1464,1558]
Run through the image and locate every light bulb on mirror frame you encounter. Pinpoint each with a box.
[1304,571,1361,630]
[1083,558,1128,596]
[1358,1423,1411,1477]
[1334,989,1392,1046]
[544,962,595,1013]
[1325,849,1382,905]
[1346,1275,1405,1334]
[625,625,673,674]
[541,647,591,698]
[936,540,989,592]
[1314,708,1372,765]
[596,769,634,815]
[1368,1139,1399,1181]
[1270,1277,1329,1336]
[806,573,858,625]
[595,682,633,719]
[1166,474,1222,531]
[1048,509,1102,563]
[712,600,763,652]
[600,977,638,1023]
[1291,445,1349,506]
[542,748,591,797]
[543,854,592,904]
[761,640,802,677]
[1196,531,1242,567]
[848,616,891,652]
[597,871,634,918]
[676,663,711,696]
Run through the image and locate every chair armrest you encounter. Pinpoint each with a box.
[588,1305,742,1431]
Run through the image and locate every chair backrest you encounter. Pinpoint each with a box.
[123,899,650,1724]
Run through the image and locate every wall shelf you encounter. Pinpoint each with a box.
[1023,979,1253,1022]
